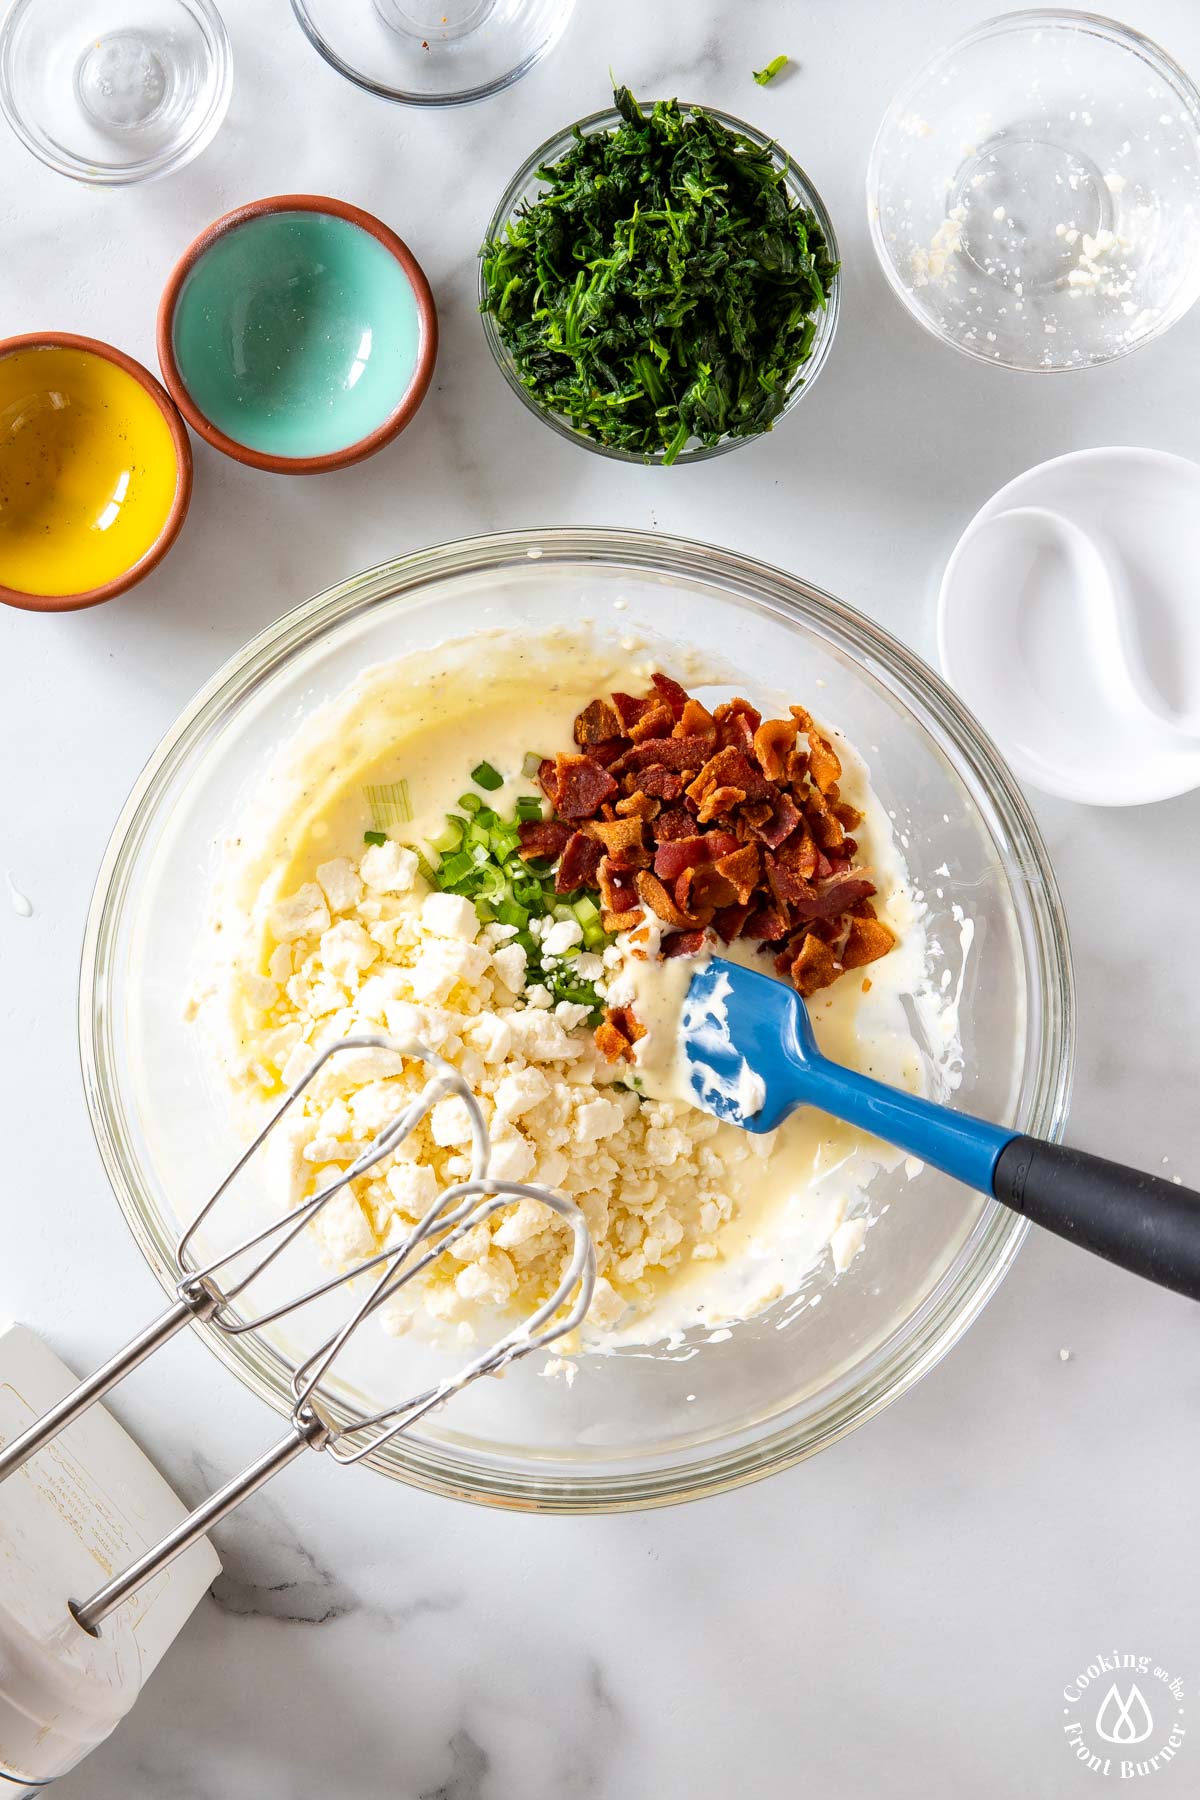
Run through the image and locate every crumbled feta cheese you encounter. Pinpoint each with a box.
[494,1066,551,1120]
[386,1160,441,1215]
[541,918,583,956]
[319,919,378,980]
[316,858,363,914]
[270,883,330,943]
[491,943,527,992]
[361,840,419,894]
[487,1134,536,1183]
[421,892,478,941]
[429,1094,476,1146]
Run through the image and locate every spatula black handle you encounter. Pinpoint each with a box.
[993,1137,1200,1300]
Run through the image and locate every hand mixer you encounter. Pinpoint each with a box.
[0,1034,595,1792]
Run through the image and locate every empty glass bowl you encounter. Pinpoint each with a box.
[80,529,1073,1511]
[0,0,231,185]
[290,0,574,107]
[867,10,1200,370]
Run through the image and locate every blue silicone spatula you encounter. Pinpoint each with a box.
[683,958,1200,1301]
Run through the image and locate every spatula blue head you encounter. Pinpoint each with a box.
[682,961,1200,1304]
[682,957,821,1133]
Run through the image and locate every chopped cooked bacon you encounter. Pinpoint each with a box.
[635,868,695,928]
[841,914,897,969]
[615,790,660,820]
[574,697,623,745]
[613,735,715,773]
[532,674,894,1000]
[789,874,877,923]
[517,818,573,861]
[715,842,759,903]
[556,830,603,892]
[743,901,790,941]
[677,697,717,742]
[753,716,798,781]
[552,753,618,819]
[652,806,696,841]
[598,859,640,914]
[789,933,839,998]
[753,790,802,849]
[696,783,745,823]
[611,691,656,731]
[662,928,709,958]
[687,745,772,804]
[586,817,645,856]
[713,901,753,942]
[638,766,685,800]
[791,706,842,793]
[651,671,690,719]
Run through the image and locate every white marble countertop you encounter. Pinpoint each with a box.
[2,1,1198,1794]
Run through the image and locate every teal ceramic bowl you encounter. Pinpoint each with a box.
[157,194,438,474]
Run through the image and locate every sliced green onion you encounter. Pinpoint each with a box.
[474,897,497,923]
[572,896,600,924]
[363,829,388,846]
[472,760,503,791]
[430,819,464,854]
[515,795,543,822]
[522,752,546,778]
[438,850,474,885]
[497,897,530,929]
[362,779,413,827]
[414,850,439,885]
[458,792,483,814]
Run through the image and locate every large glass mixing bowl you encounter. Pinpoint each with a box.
[80,529,1073,1512]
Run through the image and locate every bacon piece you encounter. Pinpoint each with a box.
[714,842,759,904]
[832,799,864,831]
[790,933,839,998]
[652,832,739,882]
[696,783,745,824]
[628,703,675,744]
[639,765,685,801]
[537,757,559,805]
[752,791,802,850]
[678,865,738,915]
[588,738,626,767]
[598,859,640,914]
[841,915,897,969]
[594,1003,646,1063]
[552,753,618,819]
[765,854,815,908]
[635,868,695,928]
[661,928,709,958]
[555,830,603,892]
[517,819,573,861]
[773,823,818,881]
[676,697,716,742]
[587,817,648,860]
[789,874,877,923]
[805,788,846,850]
[713,901,753,943]
[652,805,696,841]
[574,697,623,745]
[784,748,810,788]
[791,706,842,794]
[611,691,656,732]
[744,901,791,942]
[687,746,772,805]
[615,790,660,820]
[714,697,761,752]
[651,671,689,719]
[753,716,798,781]
[602,905,643,934]
[612,735,714,774]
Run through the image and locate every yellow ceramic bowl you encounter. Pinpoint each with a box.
[0,333,192,613]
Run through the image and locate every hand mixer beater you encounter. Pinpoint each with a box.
[0,1034,595,1790]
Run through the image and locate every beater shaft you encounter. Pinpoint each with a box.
[0,1287,218,1485]
[71,1408,331,1635]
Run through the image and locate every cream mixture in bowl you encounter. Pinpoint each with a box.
[81,529,1073,1509]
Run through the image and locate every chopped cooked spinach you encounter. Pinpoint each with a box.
[480,86,839,464]
[753,55,789,85]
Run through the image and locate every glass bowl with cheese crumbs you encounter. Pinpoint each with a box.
[81,528,1073,1510]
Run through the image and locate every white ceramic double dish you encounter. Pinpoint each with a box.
[938,447,1200,806]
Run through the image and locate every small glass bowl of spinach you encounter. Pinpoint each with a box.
[479,89,841,466]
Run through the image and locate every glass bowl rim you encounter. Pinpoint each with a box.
[79,526,1075,1513]
[288,0,576,109]
[478,103,842,464]
[0,0,233,187]
[864,6,1200,374]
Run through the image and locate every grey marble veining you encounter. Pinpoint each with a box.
[2,1,1199,1795]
